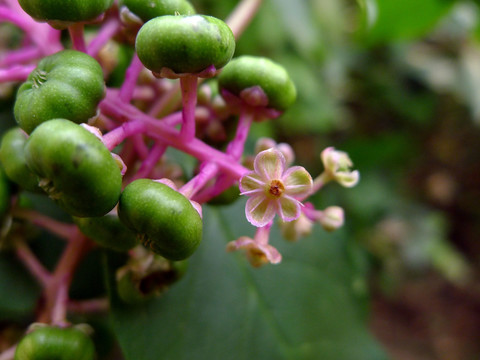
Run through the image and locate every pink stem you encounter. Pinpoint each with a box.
[0,345,16,360]
[103,97,249,178]
[51,274,70,327]
[180,162,219,199]
[226,0,264,40]
[41,230,92,325]
[179,75,198,140]
[0,46,41,67]
[132,142,168,180]
[119,53,144,102]
[0,5,31,31]
[67,298,109,314]
[12,208,77,240]
[193,108,253,202]
[226,107,254,161]
[16,242,52,287]
[254,221,272,245]
[102,121,148,150]
[87,17,121,57]
[0,64,35,82]
[68,23,87,52]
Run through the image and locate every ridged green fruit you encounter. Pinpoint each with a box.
[14,50,105,134]
[14,326,95,360]
[24,119,122,217]
[119,0,195,23]
[18,0,114,27]
[0,127,39,192]
[218,56,297,111]
[118,179,202,260]
[135,15,235,76]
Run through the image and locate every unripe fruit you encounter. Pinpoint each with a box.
[14,50,105,134]
[74,214,138,251]
[218,56,297,111]
[18,0,114,28]
[135,15,235,77]
[14,326,95,360]
[24,119,122,217]
[118,179,202,260]
[0,127,39,192]
[119,0,195,23]
[116,257,188,303]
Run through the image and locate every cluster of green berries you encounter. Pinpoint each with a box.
[0,0,299,358]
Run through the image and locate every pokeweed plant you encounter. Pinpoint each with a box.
[0,0,361,358]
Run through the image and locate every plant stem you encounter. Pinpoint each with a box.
[180,162,219,199]
[41,230,92,325]
[120,54,144,102]
[103,120,147,150]
[101,96,249,178]
[132,142,168,180]
[179,75,198,141]
[67,298,109,314]
[0,344,16,360]
[68,23,87,52]
[0,65,35,82]
[0,46,41,67]
[226,107,254,161]
[16,242,52,287]
[0,5,31,32]
[87,17,120,57]
[226,0,263,40]
[12,208,77,240]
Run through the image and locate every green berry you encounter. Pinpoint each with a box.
[74,214,138,251]
[135,15,235,76]
[218,56,297,111]
[119,0,195,23]
[0,127,40,192]
[18,0,114,28]
[14,325,95,360]
[118,179,202,260]
[14,50,105,134]
[24,119,122,217]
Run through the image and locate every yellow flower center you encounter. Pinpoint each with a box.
[267,179,285,198]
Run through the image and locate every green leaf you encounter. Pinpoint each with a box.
[359,0,456,45]
[108,202,387,360]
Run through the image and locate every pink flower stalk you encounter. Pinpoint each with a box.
[226,224,281,267]
[240,148,312,227]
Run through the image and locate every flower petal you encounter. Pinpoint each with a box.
[261,244,282,264]
[336,170,360,188]
[283,166,313,197]
[245,195,276,227]
[254,148,285,181]
[239,171,265,193]
[278,196,301,222]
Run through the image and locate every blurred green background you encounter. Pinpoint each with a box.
[194,0,480,358]
[2,0,480,359]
